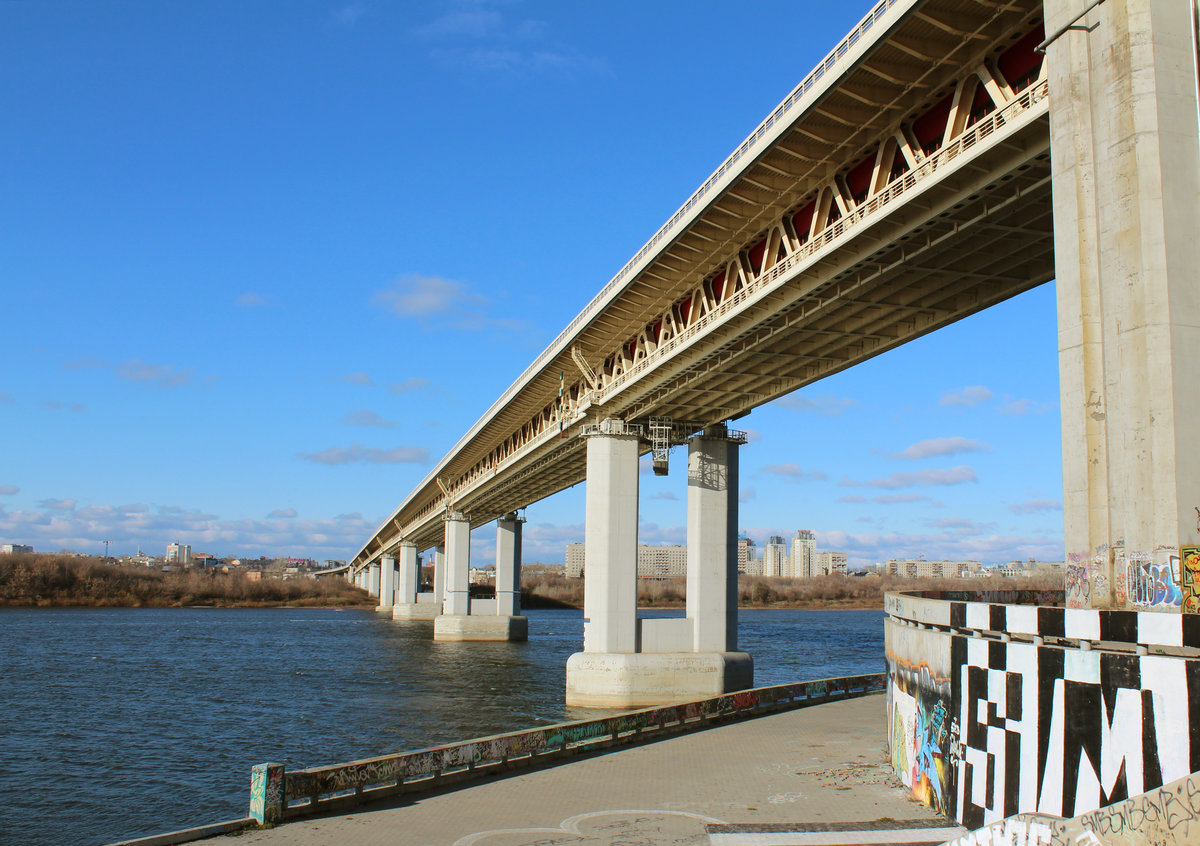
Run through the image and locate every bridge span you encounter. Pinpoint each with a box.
[346,0,1200,707]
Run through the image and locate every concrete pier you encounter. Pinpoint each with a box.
[1048,0,1200,607]
[567,420,751,707]
[391,542,440,620]
[374,553,395,613]
[434,512,527,641]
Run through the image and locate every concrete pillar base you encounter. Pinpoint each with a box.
[391,602,441,620]
[433,615,528,642]
[564,651,754,708]
[373,605,393,614]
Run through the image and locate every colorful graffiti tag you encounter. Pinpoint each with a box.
[887,653,954,815]
[1125,550,1182,609]
[1065,556,1094,609]
[1181,546,1200,614]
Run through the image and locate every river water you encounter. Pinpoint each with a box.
[0,606,884,845]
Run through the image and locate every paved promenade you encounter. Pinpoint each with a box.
[231,693,960,846]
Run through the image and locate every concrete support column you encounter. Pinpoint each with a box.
[495,512,523,617]
[1046,0,1200,608]
[442,512,471,616]
[435,512,527,641]
[581,422,640,654]
[433,544,445,605]
[376,553,396,612]
[687,425,740,652]
[568,419,752,707]
[368,562,380,598]
[397,542,419,605]
[392,541,440,621]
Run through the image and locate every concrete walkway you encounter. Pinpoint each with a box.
[231,693,959,846]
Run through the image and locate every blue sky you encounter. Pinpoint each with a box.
[0,1,1064,567]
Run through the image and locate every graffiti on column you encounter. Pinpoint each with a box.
[1065,553,1093,609]
[1180,546,1200,613]
[1126,550,1182,609]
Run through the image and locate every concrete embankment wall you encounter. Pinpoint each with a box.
[885,590,1200,831]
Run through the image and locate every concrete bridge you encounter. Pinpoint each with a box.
[348,0,1200,707]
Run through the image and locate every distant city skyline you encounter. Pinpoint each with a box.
[1,2,1063,569]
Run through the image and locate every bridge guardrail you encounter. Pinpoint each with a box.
[248,672,885,824]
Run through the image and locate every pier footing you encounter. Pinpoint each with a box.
[392,602,440,620]
[433,614,528,642]
[564,651,753,708]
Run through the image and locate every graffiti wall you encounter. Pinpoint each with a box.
[886,621,956,814]
[887,599,1200,830]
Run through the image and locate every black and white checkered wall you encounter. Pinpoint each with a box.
[887,594,1200,830]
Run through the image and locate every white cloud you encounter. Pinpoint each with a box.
[837,495,868,504]
[738,487,756,503]
[40,401,85,412]
[0,485,18,495]
[0,392,13,403]
[761,463,828,482]
[389,378,431,395]
[235,292,266,307]
[872,494,931,504]
[373,274,485,317]
[414,7,605,77]
[38,498,77,511]
[343,409,396,428]
[889,436,992,460]
[63,358,201,389]
[1000,396,1055,416]
[1009,498,1062,515]
[116,359,195,388]
[372,274,526,333]
[520,522,584,563]
[268,508,298,519]
[415,9,503,39]
[341,372,374,386]
[650,491,678,501]
[0,499,376,559]
[298,444,429,465]
[839,465,978,489]
[813,527,1063,570]
[773,392,857,416]
[332,4,365,28]
[939,385,993,407]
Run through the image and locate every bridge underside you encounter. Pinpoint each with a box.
[438,126,1054,550]
[357,0,1054,558]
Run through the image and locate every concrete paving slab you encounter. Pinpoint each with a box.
[230,693,958,846]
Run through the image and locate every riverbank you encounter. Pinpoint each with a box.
[0,553,1061,609]
[0,553,371,608]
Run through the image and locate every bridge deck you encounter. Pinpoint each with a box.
[232,693,962,846]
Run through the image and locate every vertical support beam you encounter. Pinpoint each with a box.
[377,553,395,610]
[582,420,640,653]
[1046,0,1200,607]
[687,425,740,652]
[495,512,523,617]
[368,562,381,598]
[433,543,446,605]
[397,542,419,605]
[443,512,471,616]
